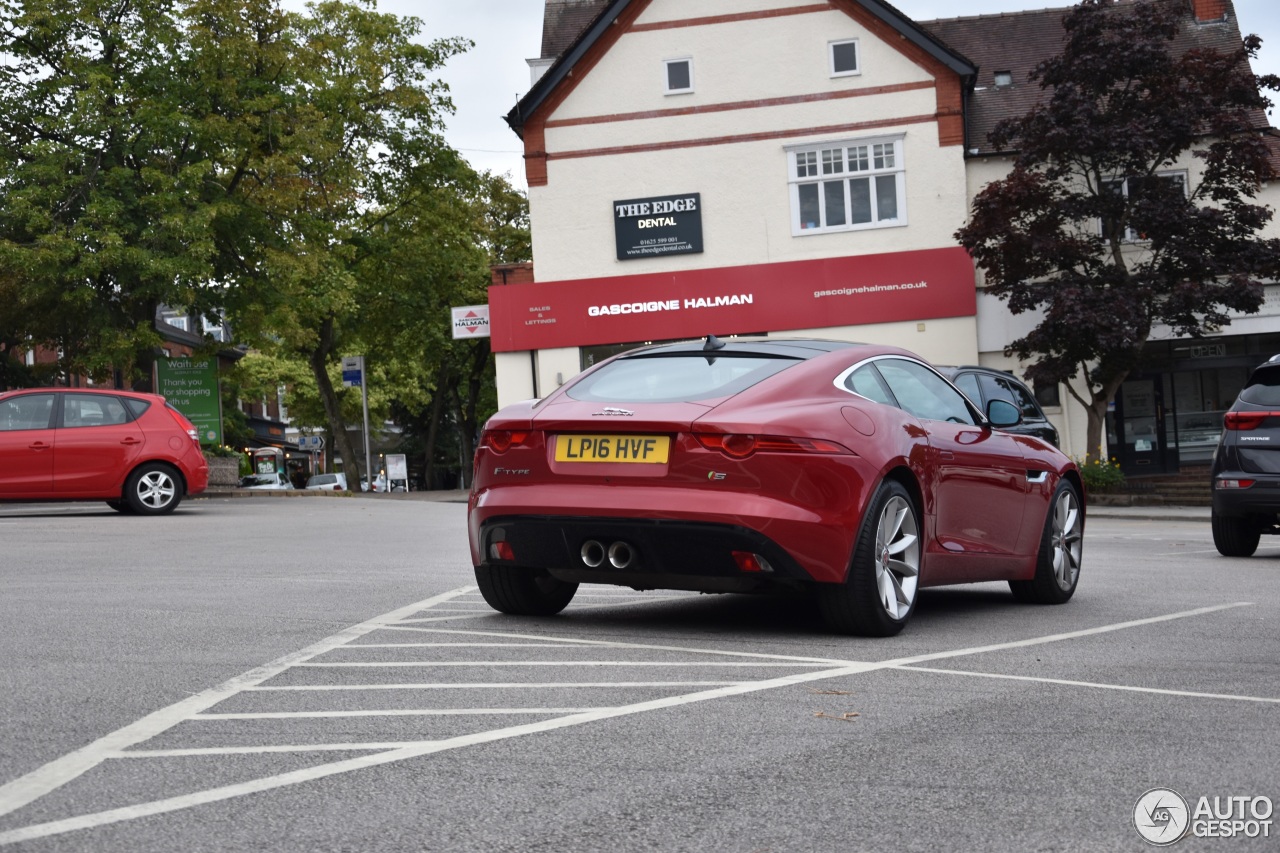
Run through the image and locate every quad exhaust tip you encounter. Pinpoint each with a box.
[580,539,636,570]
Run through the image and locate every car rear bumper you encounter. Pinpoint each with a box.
[1212,472,1280,518]
[469,483,867,585]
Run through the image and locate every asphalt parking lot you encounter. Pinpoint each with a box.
[0,495,1275,851]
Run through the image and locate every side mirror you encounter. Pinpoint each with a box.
[987,399,1022,428]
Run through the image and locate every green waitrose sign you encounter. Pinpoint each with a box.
[156,357,222,446]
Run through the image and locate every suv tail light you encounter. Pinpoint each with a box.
[694,433,851,459]
[1223,411,1280,430]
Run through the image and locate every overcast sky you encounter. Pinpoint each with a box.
[374,1,1280,191]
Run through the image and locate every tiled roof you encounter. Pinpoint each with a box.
[541,0,609,60]
[919,2,1270,154]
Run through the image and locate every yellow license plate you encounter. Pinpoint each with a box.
[554,434,670,464]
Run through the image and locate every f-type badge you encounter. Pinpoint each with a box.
[707,471,727,481]
[592,407,635,417]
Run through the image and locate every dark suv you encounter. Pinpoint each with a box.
[1211,354,1280,556]
[937,366,1060,447]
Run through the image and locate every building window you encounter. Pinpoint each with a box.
[664,58,692,95]
[787,135,906,235]
[993,70,1013,87]
[1101,171,1188,242]
[829,39,859,77]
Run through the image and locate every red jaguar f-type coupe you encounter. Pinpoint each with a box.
[468,337,1083,636]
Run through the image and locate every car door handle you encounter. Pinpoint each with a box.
[28,441,51,451]
[120,437,142,446]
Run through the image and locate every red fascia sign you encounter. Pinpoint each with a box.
[487,246,976,353]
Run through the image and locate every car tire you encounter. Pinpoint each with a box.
[124,463,183,515]
[820,480,921,637]
[475,564,578,616]
[1211,511,1260,557]
[105,500,133,514]
[1009,480,1083,604]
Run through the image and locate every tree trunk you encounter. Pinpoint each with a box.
[306,317,362,488]
[423,365,447,489]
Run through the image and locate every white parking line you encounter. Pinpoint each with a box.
[246,682,742,691]
[192,708,599,719]
[896,666,1280,703]
[0,597,1257,847]
[0,587,477,822]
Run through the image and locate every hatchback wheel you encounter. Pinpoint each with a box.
[1010,481,1082,603]
[124,463,182,515]
[105,500,132,514]
[820,480,920,637]
[475,564,578,616]
[1211,511,1260,557]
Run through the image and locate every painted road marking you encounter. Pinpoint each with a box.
[0,597,1259,846]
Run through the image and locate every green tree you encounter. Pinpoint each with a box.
[955,0,1280,461]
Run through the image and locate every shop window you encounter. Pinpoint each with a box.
[1100,171,1188,242]
[786,135,906,235]
[664,58,693,95]
[829,39,859,77]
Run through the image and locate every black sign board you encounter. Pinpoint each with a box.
[613,192,703,261]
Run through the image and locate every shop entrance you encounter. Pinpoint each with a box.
[1113,375,1175,475]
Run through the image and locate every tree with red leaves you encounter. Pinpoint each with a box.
[956,0,1280,462]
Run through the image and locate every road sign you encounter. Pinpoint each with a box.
[298,435,324,449]
[341,355,363,388]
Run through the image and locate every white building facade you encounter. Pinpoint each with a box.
[495,0,1280,474]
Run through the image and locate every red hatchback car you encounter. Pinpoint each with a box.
[468,338,1084,636]
[0,387,209,514]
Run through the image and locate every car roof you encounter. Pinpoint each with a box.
[0,387,160,399]
[619,337,864,360]
[934,365,1020,380]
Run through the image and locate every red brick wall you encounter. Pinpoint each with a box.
[1191,0,1228,22]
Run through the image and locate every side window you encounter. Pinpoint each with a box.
[998,378,1042,420]
[844,364,894,405]
[953,372,981,404]
[62,394,130,428]
[124,398,152,419]
[978,373,1015,409]
[876,360,976,425]
[0,394,55,431]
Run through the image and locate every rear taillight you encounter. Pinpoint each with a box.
[1216,478,1256,490]
[1224,411,1280,430]
[694,433,850,459]
[165,406,200,442]
[481,430,533,454]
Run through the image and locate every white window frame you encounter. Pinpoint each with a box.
[1101,169,1188,242]
[785,134,907,236]
[829,38,860,78]
[663,57,693,95]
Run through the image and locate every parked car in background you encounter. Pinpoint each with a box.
[469,337,1084,637]
[1211,353,1280,556]
[936,365,1060,446]
[240,472,292,490]
[305,472,348,491]
[0,387,208,514]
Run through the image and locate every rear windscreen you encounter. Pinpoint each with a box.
[1240,367,1280,406]
[568,354,800,403]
